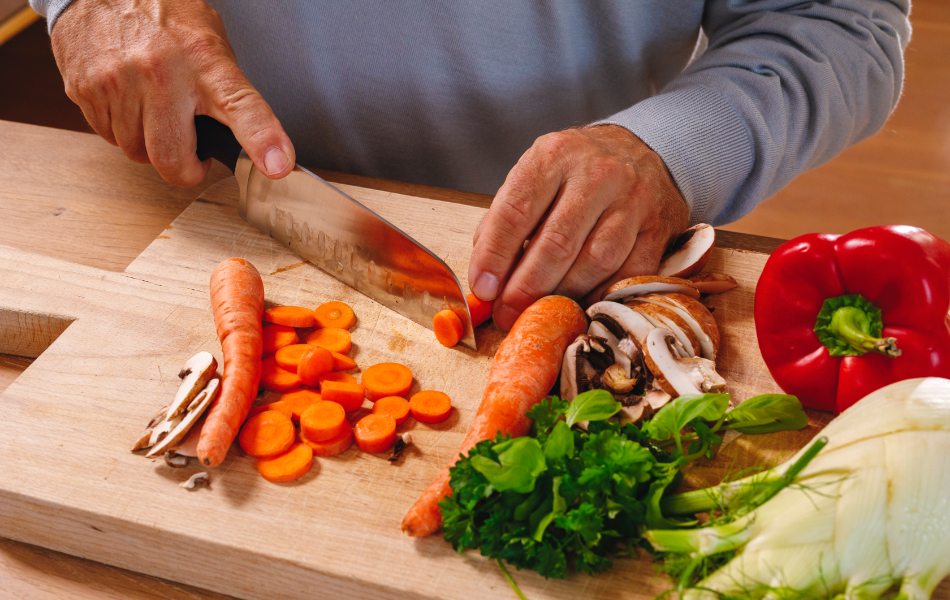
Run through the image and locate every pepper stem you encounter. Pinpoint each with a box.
[814,294,900,358]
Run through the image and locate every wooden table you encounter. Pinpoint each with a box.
[0,119,784,600]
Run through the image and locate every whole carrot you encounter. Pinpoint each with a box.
[401,295,587,537]
[198,258,265,467]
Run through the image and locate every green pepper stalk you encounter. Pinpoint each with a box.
[814,294,900,358]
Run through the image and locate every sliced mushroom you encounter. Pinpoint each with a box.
[657,224,715,278]
[643,328,726,398]
[616,398,654,426]
[588,321,632,377]
[586,301,655,351]
[602,276,700,302]
[626,302,700,358]
[169,351,218,419]
[626,293,719,360]
[688,272,738,295]
[644,390,673,411]
[164,451,190,468]
[131,405,170,452]
[180,472,210,490]
[603,363,639,394]
[146,378,220,458]
[560,334,615,402]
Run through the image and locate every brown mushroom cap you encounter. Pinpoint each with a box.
[657,224,715,279]
[658,293,721,356]
[688,272,739,295]
[602,276,700,302]
[627,293,720,360]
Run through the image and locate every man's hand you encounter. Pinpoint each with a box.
[468,125,689,331]
[51,0,294,186]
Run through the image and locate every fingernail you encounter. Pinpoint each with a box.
[493,304,518,331]
[264,147,289,176]
[473,272,500,301]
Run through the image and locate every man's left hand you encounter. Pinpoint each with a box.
[467,124,689,331]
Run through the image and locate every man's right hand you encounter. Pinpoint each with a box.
[51,0,294,187]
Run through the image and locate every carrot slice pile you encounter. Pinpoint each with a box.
[318,371,358,389]
[262,324,299,355]
[300,401,348,442]
[433,309,463,347]
[466,292,493,327]
[372,396,410,426]
[250,400,293,421]
[302,426,353,457]
[264,306,315,328]
[362,362,413,401]
[239,410,296,457]
[297,346,334,387]
[329,350,356,371]
[274,343,312,372]
[354,414,397,453]
[313,301,356,330]
[307,327,352,354]
[256,442,313,483]
[321,381,365,413]
[261,356,302,392]
[409,390,452,424]
[278,388,322,422]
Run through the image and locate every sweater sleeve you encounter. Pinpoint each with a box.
[28,0,75,32]
[596,0,911,226]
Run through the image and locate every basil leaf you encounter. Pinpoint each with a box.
[642,393,730,443]
[725,394,808,434]
[565,389,622,427]
[470,437,547,493]
[544,421,575,462]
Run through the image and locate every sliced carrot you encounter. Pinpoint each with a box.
[262,324,299,355]
[239,410,295,457]
[249,400,293,421]
[264,306,315,328]
[321,380,366,413]
[354,414,397,454]
[278,388,322,422]
[307,327,352,354]
[274,343,312,372]
[466,293,493,327]
[261,356,302,392]
[301,425,353,457]
[410,390,452,424]
[433,309,463,347]
[297,345,334,387]
[313,301,356,330]
[372,396,411,426]
[362,362,413,401]
[318,371,358,389]
[300,401,348,442]
[256,443,313,483]
[330,350,357,371]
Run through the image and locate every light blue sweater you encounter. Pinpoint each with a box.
[33,0,910,225]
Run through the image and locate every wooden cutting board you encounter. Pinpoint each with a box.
[0,177,831,599]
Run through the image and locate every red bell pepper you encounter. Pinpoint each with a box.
[754,225,950,413]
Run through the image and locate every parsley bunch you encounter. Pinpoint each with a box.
[439,389,807,586]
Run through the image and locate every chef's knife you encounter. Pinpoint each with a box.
[194,116,476,350]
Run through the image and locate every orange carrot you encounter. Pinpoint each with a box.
[401,295,587,537]
[264,305,315,328]
[260,356,302,392]
[372,396,410,426]
[301,425,353,457]
[306,327,352,354]
[239,410,295,458]
[361,362,413,401]
[466,292,493,327]
[433,309,463,347]
[321,380,365,413]
[198,258,265,468]
[257,443,314,483]
[409,390,452,424]
[300,401,348,442]
[274,343,312,372]
[354,414,397,454]
[317,371,358,389]
[278,388,322,422]
[249,400,294,421]
[330,350,357,371]
[313,301,356,329]
[262,324,299,355]
[297,345,334,387]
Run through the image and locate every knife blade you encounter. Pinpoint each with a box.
[195,116,476,350]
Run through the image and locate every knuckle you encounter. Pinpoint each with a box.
[581,239,623,275]
[537,225,577,264]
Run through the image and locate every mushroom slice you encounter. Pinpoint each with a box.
[643,328,726,398]
[626,302,700,358]
[603,363,639,394]
[131,405,170,452]
[616,398,654,426]
[586,301,655,350]
[644,390,673,411]
[626,293,718,360]
[560,334,615,402]
[146,378,220,458]
[180,472,210,490]
[588,321,633,377]
[657,224,715,278]
[168,351,218,420]
[688,272,738,295]
[602,276,700,302]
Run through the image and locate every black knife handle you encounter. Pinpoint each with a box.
[195,115,242,173]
